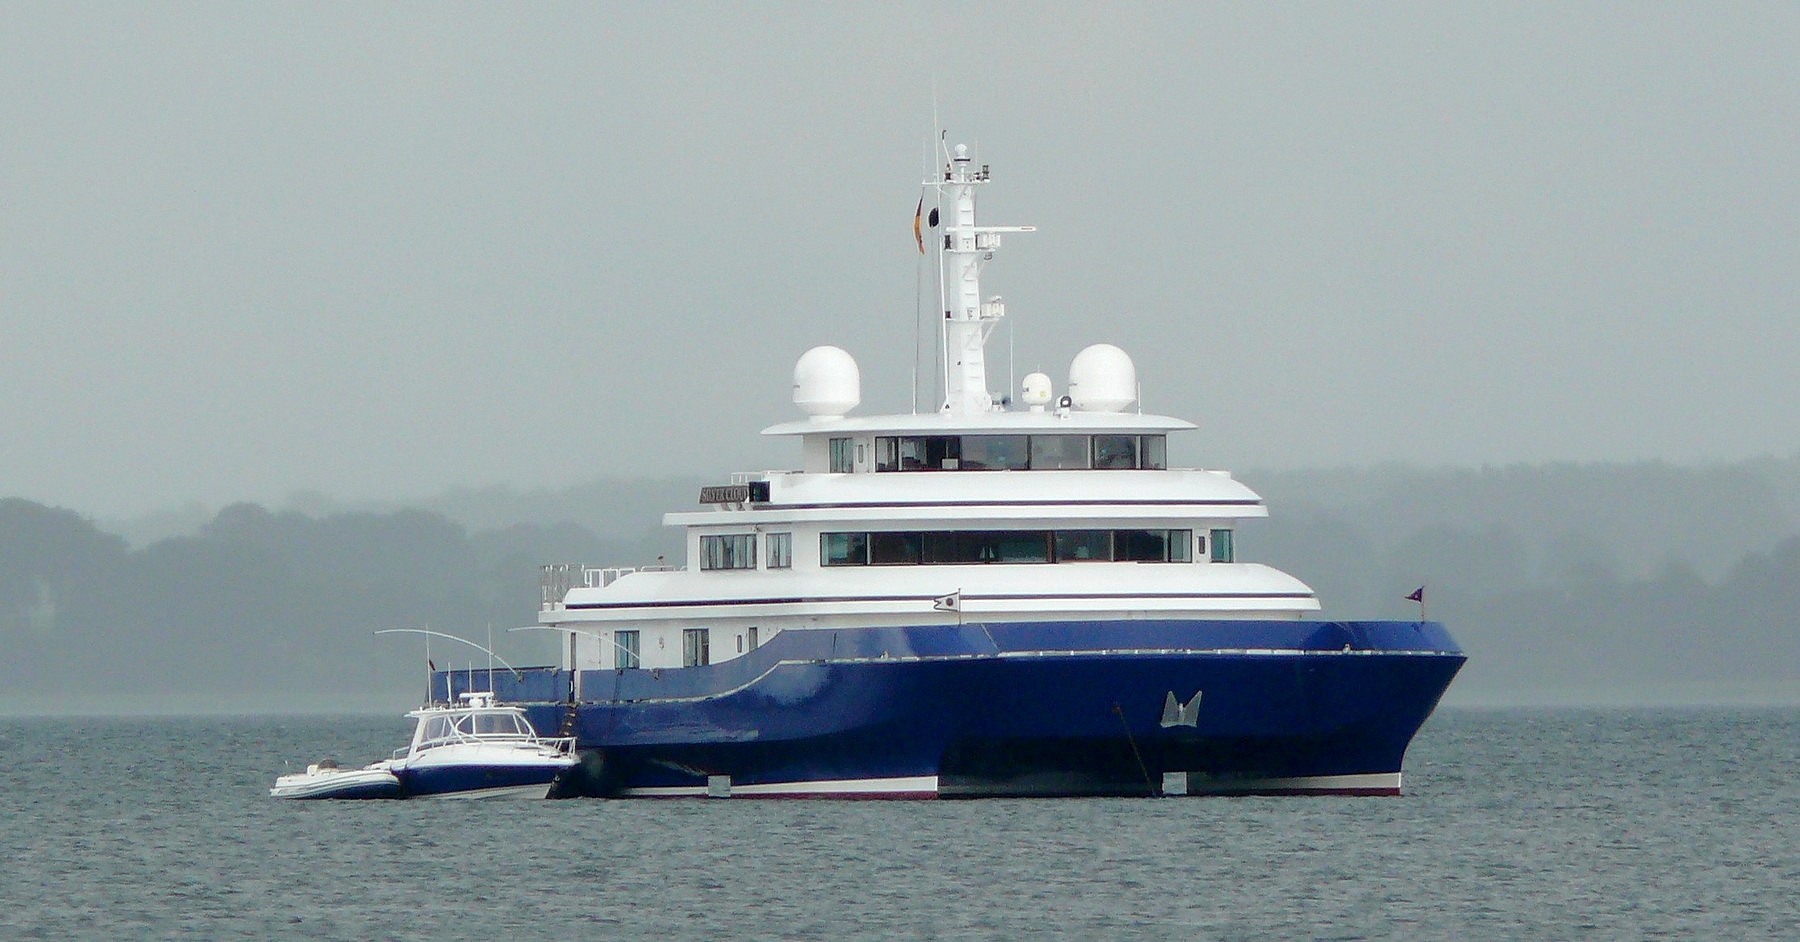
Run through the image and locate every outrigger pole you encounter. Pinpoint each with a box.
[374,628,523,679]
[507,624,641,661]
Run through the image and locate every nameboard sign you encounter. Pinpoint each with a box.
[699,485,752,504]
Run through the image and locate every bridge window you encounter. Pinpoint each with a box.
[1029,435,1090,469]
[868,434,1168,471]
[700,534,757,570]
[1093,434,1139,469]
[961,435,1030,470]
[876,435,961,471]
[1142,435,1167,470]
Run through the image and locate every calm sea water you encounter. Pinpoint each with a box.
[1,708,1795,940]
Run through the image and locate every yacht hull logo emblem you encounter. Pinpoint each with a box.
[1160,690,1202,728]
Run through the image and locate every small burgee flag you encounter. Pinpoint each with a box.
[1405,586,1424,603]
[932,591,961,612]
[914,196,926,254]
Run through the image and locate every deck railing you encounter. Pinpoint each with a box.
[540,562,679,609]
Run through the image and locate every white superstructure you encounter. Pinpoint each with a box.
[538,140,1318,675]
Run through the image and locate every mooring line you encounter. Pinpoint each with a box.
[1113,702,1157,796]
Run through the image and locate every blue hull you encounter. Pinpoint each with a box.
[446,620,1463,797]
[396,764,565,799]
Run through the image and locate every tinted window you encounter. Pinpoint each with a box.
[826,529,1193,565]
[962,435,1029,470]
[870,532,922,565]
[1093,435,1139,469]
[1169,529,1193,562]
[1055,530,1112,562]
[1030,436,1090,470]
[969,530,1052,564]
[1210,528,1234,563]
[875,437,899,472]
[822,532,869,566]
[875,436,961,471]
[920,531,961,564]
[1115,529,1169,561]
[1141,435,1167,469]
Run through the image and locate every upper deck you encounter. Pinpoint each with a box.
[670,465,1266,528]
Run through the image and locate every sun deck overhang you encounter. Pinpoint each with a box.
[761,410,1196,437]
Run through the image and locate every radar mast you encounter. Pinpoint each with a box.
[931,142,1035,415]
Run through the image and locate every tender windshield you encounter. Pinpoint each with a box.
[416,716,455,745]
[413,709,530,748]
[460,711,527,737]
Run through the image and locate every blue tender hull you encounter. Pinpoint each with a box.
[444,619,1464,798]
[396,764,565,799]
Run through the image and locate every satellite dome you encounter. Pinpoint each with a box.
[792,346,860,418]
[1067,344,1136,412]
[1021,372,1053,407]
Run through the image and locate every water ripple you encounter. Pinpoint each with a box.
[0,708,1796,940]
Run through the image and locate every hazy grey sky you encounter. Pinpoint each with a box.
[5,3,1797,518]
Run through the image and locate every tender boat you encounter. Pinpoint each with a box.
[440,134,1464,798]
[270,759,403,800]
[385,691,578,799]
[271,691,576,800]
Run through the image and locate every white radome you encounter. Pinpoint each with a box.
[1067,343,1136,412]
[793,345,861,418]
[1021,372,1053,406]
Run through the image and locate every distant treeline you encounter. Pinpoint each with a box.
[1247,459,1800,704]
[4,456,1798,712]
[0,500,635,713]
